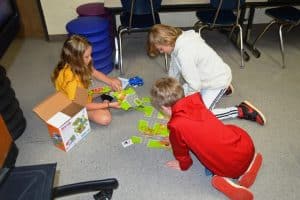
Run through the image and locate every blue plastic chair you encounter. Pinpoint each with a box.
[250,6,300,68]
[194,0,247,68]
[117,0,163,75]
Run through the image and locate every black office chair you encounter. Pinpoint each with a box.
[117,0,165,75]
[194,0,248,68]
[0,115,119,200]
[249,6,300,68]
[0,0,20,58]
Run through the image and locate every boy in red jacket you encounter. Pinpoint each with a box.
[150,77,263,200]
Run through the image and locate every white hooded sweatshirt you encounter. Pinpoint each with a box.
[169,30,232,96]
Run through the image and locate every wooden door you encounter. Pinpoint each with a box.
[15,0,44,38]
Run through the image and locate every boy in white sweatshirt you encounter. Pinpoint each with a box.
[147,24,266,125]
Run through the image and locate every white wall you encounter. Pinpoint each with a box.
[39,0,104,35]
[39,0,282,36]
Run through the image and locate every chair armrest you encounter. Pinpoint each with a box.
[0,168,9,185]
[52,178,119,198]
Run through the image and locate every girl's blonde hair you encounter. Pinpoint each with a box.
[51,35,93,88]
[147,24,182,57]
[150,77,184,109]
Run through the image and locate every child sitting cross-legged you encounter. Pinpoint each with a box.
[51,35,121,126]
[150,77,263,200]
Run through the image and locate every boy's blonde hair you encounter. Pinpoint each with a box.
[150,77,184,109]
[147,24,182,57]
[51,35,93,88]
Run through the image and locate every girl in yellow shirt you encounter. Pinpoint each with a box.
[51,35,121,125]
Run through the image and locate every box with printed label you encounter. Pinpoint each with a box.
[33,88,91,152]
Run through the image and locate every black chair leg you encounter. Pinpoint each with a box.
[249,20,277,58]
[93,189,113,200]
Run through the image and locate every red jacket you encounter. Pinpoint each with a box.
[168,93,255,178]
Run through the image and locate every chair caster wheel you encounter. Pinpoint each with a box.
[94,189,113,200]
[252,48,261,58]
[243,51,250,62]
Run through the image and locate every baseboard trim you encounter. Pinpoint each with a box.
[48,34,68,41]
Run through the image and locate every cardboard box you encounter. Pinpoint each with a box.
[33,88,91,152]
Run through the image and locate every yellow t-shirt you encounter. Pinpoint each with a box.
[55,64,92,102]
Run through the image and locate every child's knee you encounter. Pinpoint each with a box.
[98,114,112,126]
[90,112,112,126]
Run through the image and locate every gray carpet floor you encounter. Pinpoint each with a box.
[1,26,300,200]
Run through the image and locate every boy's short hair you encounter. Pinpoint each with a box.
[147,24,182,57]
[150,77,184,109]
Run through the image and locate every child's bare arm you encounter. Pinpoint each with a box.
[85,102,109,110]
[85,101,120,110]
[91,67,121,91]
[108,101,120,109]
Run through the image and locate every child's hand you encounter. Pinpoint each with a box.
[161,137,170,144]
[165,160,181,171]
[110,78,122,91]
[109,101,121,109]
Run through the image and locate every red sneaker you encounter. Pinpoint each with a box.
[212,176,253,200]
[237,101,266,125]
[238,153,263,188]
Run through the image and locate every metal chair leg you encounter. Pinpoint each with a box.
[279,24,285,68]
[114,37,119,68]
[199,25,208,34]
[118,28,126,75]
[149,0,156,24]
[164,53,168,72]
[237,24,244,68]
[228,26,235,39]
[194,21,207,36]
[286,24,297,32]
[229,24,245,68]
[193,21,202,32]
[250,20,277,58]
